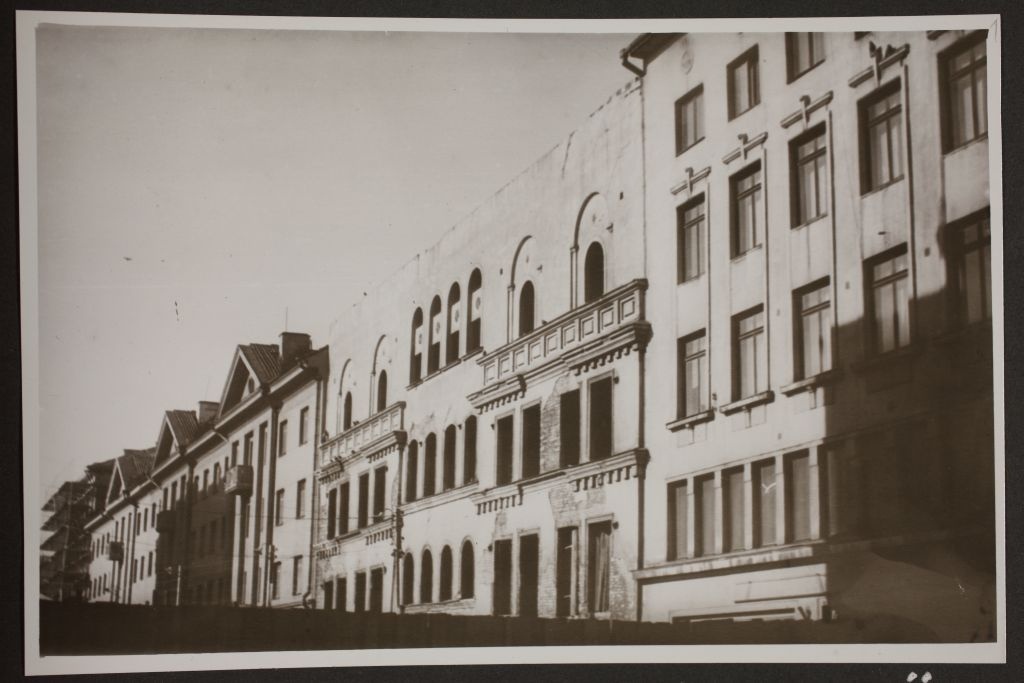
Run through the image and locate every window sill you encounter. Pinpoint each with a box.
[666,409,715,432]
[461,347,484,362]
[727,101,760,123]
[861,175,905,198]
[943,133,988,157]
[719,390,774,415]
[787,60,824,85]
[730,244,763,263]
[675,137,705,158]
[850,343,924,374]
[790,214,828,231]
[407,357,462,390]
[780,368,843,396]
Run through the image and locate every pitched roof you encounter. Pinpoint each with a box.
[164,410,200,445]
[239,343,281,384]
[117,448,156,491]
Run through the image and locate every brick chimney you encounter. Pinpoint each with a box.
[280,332,312,370]
[197,401,219,423]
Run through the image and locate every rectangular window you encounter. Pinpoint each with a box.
[231,441,239,467]
[674,85,704,155]
[518,533,539,617]
[723,467,745,553]
[589,376,613,461]
[860,82,904,192]
[677,196,706,283]
[555,526,577,617]
[522,404,541,479]
[271,562,281,600]
[731,162,762,257]
[677,331,708,418]
[275,489,284,526]
[278,420,288,456]
[299,406,310,445]
[728,46,759,119]
[786,32,825,81]
[496,415,514,486]
[296,479,306,519]
[202,469,209,495]
[867,246,911,354]
[323,581,333,610]
[791,125,828,227]
[354,572,366,613]
[667,480,689,561]
[942,32,987,151]
[786,451,813,542]
[753,459,777,547]
[695,474,716,557]
[372,467,386,522]
[244,432,254,466]
[795,279,833,379]
[357,473,369,528]
[293,556,303,596]
[587,521,612,613]
[559,390,581,468]
[492,539,512,616]
[338,481,350,535]
[952,212,992,324]
[733,306,767,400]
[336,577,347,611]
[326,488,337,539]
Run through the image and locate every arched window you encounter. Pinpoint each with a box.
[423,433,437,497]
[376,370,388,413]
[518,281,536,336]
[584,242,605,303]
[467,269,482,353]
[443,425,457,491]
[410,309,424,384]
[402,553,415,606]
[420,549,433,603]
[463,415,477,484]
[428,296,442,374]
[342,392,353,431]
[439,546,453,601]
[446,283,461,364]
[460,540,475,598]
[405,440,418,503]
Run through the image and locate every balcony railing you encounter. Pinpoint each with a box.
[321,401,406,465]
[155,509,176,533]
[224,464,254,496]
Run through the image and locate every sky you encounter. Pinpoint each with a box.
[34,24,635,499]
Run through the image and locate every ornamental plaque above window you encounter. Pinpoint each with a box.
[848,41,910,89]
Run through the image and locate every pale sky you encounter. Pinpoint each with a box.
[34,25,635,498]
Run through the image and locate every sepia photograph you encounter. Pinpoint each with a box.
[17,10,1004,676]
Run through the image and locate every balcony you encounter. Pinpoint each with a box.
[320,402,406,478]
[155,509,176,533]
[107,541,124,562]
[469,279,649,412]
[224,464,254,496]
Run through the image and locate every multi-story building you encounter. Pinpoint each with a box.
[623,30,994,632]
[41,458,113,602]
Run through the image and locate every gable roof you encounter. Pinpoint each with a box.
[239,343,281,384]
[165,410,200,445]
[118,448,156,491]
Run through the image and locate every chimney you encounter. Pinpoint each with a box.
[280,332,312,370]
[197,401,219,424]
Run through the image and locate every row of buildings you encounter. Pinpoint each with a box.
[48,29,995,635]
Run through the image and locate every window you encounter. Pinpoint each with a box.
[467,269,483,353]
[587,521,611,613]
[731,162,763,257]
[428,296,442,374]
[278,420,288,457]
[338,481,350,535]
[496,415,514,486]
[275,489,284,526]
[753,459,777,547]
[677,196,706,283]
[402,553,415,605]
[148,551,153,576]
[492,538,512,615]
[420,549,433,603]
[296,479,306,519]
[405,440,419,502]
[446,282,461,364]
[342,392,353,431]
[463,416,477,484]
[677,331,709,418]
[521,404,541,479]
[942,32,987,151]
[518,533,539,617]
[785,451,813,542]
[211,464,220,489]
[723,467,745,552]
[866,246,911,354]
[202,469,209,494]
[372,466,386,522]
[860,82,903,192]
[443,425,457,491]
[589,377,613,461]
[733,307,767,400]
[667,480,689,560]
[231,440,239,467]
[952,211,992,324]
[791,125,828,227]
[583,242,605,303]
[376,371,388,413]
[559,390,581,468]
[299,406,310,445]
[728,46,759,119]
[271,562,281,600]
[674,85,704,155]
[292,556,303,596]
[423,433,437,497]
[439,545,453,601]
[786,32,825,81]
[335,577,347,611]
[245,430,255,466]
[323,581,334,610]
[695,474,716,557]
[354,572,366,613]
[460,540,475,599]
[357,473,369,528]
[328,489,338,539]
[410,308,424,383]
[518,281,536,336]
[555,527,577,616]
[795,279,833,379]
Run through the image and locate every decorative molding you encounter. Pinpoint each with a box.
[670,165,711,196]
[666,409,716,433]
[780,369,844,396]
[848,43,911,89]
[320,401,406,471]
[569,448,649,492]
[719,390,775,415]
[780,91,834,130]
[722,131,769,165]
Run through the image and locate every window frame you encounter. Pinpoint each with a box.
[940,30,988,153]
[677,330,709,419]
[793,277,833,380]
[727,45,760,120]
[859,79,904,194]
[789,123,829,228]
[676,194,706,283]
[730,161,763,258]
[947,208,992,326]
[674,84,705,156]
[732,305,767,401]
[865,244,912,356]
[786,32,825,82]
